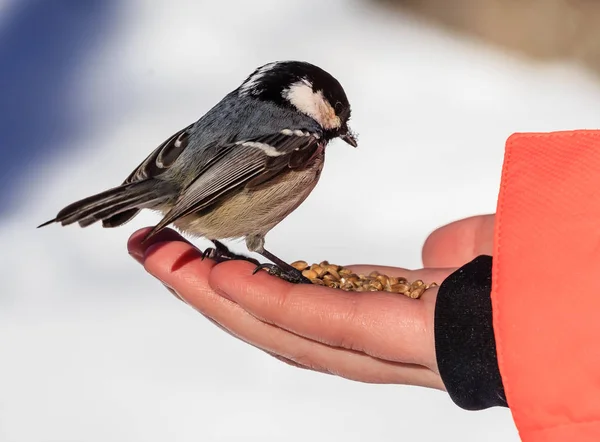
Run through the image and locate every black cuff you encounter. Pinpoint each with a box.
[434,255,507,410]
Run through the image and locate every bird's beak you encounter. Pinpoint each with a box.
[340,131,358,147]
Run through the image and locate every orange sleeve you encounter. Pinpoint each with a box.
[492,130,600,441]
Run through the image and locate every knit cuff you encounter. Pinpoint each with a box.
[434,255,507,410]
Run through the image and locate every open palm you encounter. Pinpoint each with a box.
[128,214,495,390]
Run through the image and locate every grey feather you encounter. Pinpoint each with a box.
[143,131,322,239]
[38,180,173,228]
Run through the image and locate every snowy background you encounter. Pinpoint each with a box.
[2,0,600,441]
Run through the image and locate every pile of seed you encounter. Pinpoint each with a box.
[291,260,437,299]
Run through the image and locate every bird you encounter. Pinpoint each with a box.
[39,60,357,284]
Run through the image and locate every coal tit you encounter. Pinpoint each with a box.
[39,60,357,283]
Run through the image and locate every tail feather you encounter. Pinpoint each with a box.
[77,200,143,228]
[100,208,140,228]
[78,194,165,228]
[38,180,168,228]
[60,192,145,226]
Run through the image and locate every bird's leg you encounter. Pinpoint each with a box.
[244,235,310,284]
[253,248,311,284]
[202,240,260,266]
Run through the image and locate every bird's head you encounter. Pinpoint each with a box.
[239,60,357,147]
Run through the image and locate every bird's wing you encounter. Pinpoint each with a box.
[144,130,323,239]
[122,122,195,184]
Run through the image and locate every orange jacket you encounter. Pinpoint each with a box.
[493,130,600,441]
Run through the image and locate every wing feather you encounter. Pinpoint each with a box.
[144,130,323,239]
[123,123,194,184]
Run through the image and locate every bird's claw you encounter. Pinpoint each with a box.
[201,248,217,261]
[253,263,312,284]
[202,246,260,266]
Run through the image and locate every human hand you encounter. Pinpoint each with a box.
[127,214,494,390]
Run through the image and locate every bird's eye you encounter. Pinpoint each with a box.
[334,101,350,121]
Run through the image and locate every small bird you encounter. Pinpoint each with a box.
[39,61,357,283]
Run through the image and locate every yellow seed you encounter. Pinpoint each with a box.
[291,260,309,271]
[347,276,360,287]
[292,261,438,297]
[326,265,341,278]
[391,283,410,294]
[370,280,384,291]
[409,286,426,299]
[310,264,326,277]
[376,274,389,285]
[302,269,318,279]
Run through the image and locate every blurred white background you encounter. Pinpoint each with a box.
[2,0,600,441]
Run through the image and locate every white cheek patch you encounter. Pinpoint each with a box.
[282,80,341,130]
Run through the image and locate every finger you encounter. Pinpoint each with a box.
[194,284,442,387]
[141,240,218,299]
[127,227,191,263]
[140,244,444,387]
[208,261,444,370]
[127,228,196,302]
[207,306,443,388]
[422,214,495,268]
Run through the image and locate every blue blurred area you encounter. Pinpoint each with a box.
[0,0,115,216]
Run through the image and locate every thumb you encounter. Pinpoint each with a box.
[422,214,495,268]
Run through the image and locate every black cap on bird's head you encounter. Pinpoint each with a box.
[238,61,357,147]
